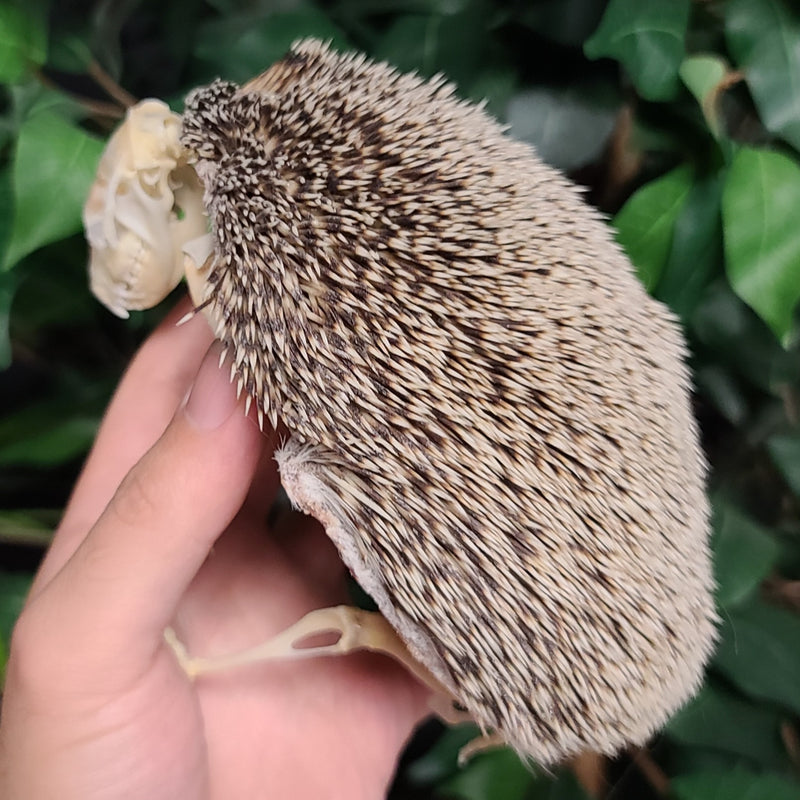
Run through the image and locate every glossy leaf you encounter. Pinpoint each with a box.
[679,54,730,138]
[0,508,57,546]
[0,270,14,368]
[584,0,690,101]
[722,147,800,345]
[712,501,780,609]
[3,111,104,271]
[0,387,105,468]
[0,166,13,262]
[191,10,346,84]
[667,683,787,768]
[507,82,618,171]
[373,8,491,87]
[372,15,436,75]
[692,364,748,426]
[714,598,800,715]
[466,67,517,121]
[0,414,98,467]
[725,0,800,151]
[0,167,14,365]
[0,569,31,683]
[438,748,534,800]
[48,33,94,73]
[767,433,800,498]
[540,772,592,800]
[0,2,47,83]
[613,165,692,292]
[691,281,792,394]
[655,170,723,320]
[517,0,606,47]
[672,768,800,800]
[406,724,480,785]
[88,0,140,80]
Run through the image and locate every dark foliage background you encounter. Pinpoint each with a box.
[2,0,800,797]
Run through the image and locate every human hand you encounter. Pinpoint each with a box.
[0,299,429,799]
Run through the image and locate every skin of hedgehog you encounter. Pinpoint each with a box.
[174,39,717,764]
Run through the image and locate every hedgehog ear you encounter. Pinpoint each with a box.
[228,90,277,140]
[182,79,241,160]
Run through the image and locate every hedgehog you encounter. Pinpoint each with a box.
[83,39,717,766]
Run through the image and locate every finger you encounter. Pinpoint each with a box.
[242,430,282,521]
[62,300,213,532]
[28,344,265,667]
[35,299,216,592]
[272,510,347,595]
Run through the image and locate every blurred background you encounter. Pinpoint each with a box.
[2,0,800,797]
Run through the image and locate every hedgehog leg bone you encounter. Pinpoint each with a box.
[457,733,507,766]
[164,605,451,698]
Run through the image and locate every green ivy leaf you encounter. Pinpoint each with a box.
[766,433,800,498]
[438,748,534,800]
[3,110,104,271]
[406,724,480,785]
[0,414,98,467]
[541,771,592,800]
[691,281,792,395]
[667,683,788,769]
[679,54,730,139]
[466,67,517,121]
[692,364,748,427]
[655,170,723,320]
[672,768,800,800]
[613,165,692,292]
[48,33,94,73]
[0,2,47,83]
[712,502,781,609]
[517,0,606,48]
[0,569,31,684]
[584,0,690,101]
[507,82,619,172]
[0,166,13,264]
[372,8,493,87]
[191,10,346,84]
[722,147,800,346]
[0,270,14,369]
[0,509,57,547]
[714,598,800,715]
[725,0,800,152]
[0,167,15,365]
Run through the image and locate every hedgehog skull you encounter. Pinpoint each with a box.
[83,99,212,317]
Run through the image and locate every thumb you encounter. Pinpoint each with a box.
[28,343,265,667]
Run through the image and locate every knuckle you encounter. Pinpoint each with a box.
[108,464,162,529]
[6,607,59,692]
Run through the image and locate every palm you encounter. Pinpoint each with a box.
[0,302,427,800]
[116,496,422,799]
[177,485,424,797]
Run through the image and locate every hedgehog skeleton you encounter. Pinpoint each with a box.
[84,39,716,765]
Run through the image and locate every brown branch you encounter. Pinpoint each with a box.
[600,104,643,211]
[87,58,138,109]
[763,575,800,613]
[569,751,607,798]
[33,69,125,120]
[781,720,800,776]
[630,746,669,796]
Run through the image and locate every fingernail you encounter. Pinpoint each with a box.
[184,343,239,430]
